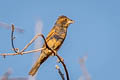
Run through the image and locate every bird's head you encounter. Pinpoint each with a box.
[55,15,74,28]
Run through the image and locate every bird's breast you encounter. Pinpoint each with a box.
[47,28,67,50]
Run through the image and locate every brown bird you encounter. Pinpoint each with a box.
[29,15,74,76]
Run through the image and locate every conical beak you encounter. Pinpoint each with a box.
[68,20,74,24]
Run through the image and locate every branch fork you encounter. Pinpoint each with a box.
[0,24,70,80]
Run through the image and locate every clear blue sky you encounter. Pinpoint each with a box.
[0,0,120,80]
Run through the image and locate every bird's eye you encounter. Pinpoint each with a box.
[65,19,67,21]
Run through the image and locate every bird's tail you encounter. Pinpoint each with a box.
[29,51,50,76]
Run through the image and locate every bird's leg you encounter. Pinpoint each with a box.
[50,50,57,56]
[19,33,44,54]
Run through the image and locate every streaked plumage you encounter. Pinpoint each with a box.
[29,15,74,76]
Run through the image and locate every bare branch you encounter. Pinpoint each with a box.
[11,24,18,53]
[0,48,44,56]
[0,25,45,56]
[56,65,65,80]
[10,24,46,56]
[20,33,45,53]
[55,54,69,80]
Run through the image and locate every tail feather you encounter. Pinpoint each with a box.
[29,52,50,76]
[29,61,41,76]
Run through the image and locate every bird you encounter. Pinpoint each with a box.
[29,15,74,76]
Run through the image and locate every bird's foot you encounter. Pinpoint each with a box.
[51,50,57,56]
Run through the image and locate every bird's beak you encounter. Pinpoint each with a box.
[68,20,74,24]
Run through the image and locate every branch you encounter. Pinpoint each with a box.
[0,26,45,56]
[55,54,69,80]
[11,24,46,54]
[10,24,47,55]
[0,48,44,56]
[11,24,18,53]
[56,65,65,80]
[20,34,45,53]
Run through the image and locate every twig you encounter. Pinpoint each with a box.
[56,65,65,80]
[11,24,46,54]
[0,48,44,56]
[0,31,47,56]
[20,34,45,53]
[56,54,69,80]
[11,24,18,53]
[0,29,45,56]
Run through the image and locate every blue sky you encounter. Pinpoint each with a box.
[0,0,120,80]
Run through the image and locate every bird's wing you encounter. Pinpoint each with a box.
[42,27,55,48]
[46,27,55,42]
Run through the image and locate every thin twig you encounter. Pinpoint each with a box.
[0,48,44,56]
[0,33,46,56]
[11,24,18,53]
[56,65,65,80]
[11,24,45,54]
[20,34,45,53]
[56,54,69,80]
